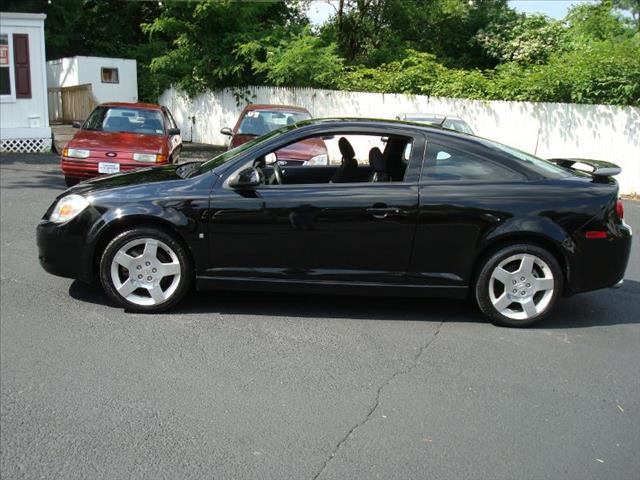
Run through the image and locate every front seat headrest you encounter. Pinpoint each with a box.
[369,147,385,172]
[338,137,355,161]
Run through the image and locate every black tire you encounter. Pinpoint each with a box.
[99,227,192,313]
[171,147,181,164]
[64,176,79,187]
[474,243,563,328]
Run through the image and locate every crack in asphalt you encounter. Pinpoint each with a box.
[311,321,444,480]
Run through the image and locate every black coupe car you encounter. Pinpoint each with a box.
[37,119,632,327]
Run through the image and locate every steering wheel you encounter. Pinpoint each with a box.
[271,162,283,185]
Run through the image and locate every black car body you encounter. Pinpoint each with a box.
[37,119,632,327]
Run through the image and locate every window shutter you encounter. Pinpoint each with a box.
[13,34,31,99]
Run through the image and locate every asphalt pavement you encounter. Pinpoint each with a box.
[1,154,639,480]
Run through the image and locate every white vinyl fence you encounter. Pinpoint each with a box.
[159,86,640,195]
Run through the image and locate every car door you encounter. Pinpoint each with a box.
[409,136,527,289]
[207,129,425,285]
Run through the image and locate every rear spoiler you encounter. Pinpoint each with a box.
[548,158,621,181]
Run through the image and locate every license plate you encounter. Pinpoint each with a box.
[98,162,120,174]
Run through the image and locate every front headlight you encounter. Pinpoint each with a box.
[49,194,90,223]
[307,154,328,166]
[133,152,165,163]
[64,148,90,159]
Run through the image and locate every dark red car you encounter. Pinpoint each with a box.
[220,104,328,165]
[61,102,182,186]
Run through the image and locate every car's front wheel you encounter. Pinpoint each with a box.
[475,244,562,327]
[99,228,192,312]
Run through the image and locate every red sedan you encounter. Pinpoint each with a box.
[61,102,182,186]
[221,104,328,165]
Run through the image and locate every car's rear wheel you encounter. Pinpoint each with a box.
[99,228,192,312]
[64,176,79,187]
[475,244,562,327]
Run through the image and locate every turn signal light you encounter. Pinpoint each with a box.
[585,231,607,239]
[616,200,624,220]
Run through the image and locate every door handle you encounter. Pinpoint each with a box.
[366,207,401,219]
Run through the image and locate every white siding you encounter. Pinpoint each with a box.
[46,57,79,88]
[160,86,640,195]
[0,12,50,150]
[46,56,138,104]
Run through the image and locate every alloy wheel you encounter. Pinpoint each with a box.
[488,253,555,320]
[109,237,181,306]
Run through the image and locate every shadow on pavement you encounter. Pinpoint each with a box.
[0,169,67,190]
[0,153,58,165]
[68,278,640,329]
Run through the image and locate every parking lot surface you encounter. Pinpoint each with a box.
[1,155,639,480]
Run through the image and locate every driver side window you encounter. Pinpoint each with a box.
[254,133,413,186]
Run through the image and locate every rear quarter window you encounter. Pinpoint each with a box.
[422,143,524,182]
[476,138,571,179]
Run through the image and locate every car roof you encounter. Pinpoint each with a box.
[291,117,459,135]
[244,104,310,113]
[99,102,163,110]
[399,113,466,121]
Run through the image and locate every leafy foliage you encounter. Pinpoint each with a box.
[475,14,567,65]
[235,27,344,88]
[142,1,303,96]
[4,0,639,105]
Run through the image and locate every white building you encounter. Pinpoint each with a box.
[0,12,51,153]
[46,56,138,104]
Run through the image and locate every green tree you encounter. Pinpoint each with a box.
[565,0,633,40]
[143,0,305,96]
[613,0,640,30]
[475,14,567,64]
[236,27,344,88]
[320,0,514,68]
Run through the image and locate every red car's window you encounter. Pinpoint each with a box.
[84,107,166,136]
[238,110,311,136]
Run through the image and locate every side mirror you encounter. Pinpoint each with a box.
[72,121,82,128]
[220,127,233,136]
[167,128,180,136]
[229,166,263,189]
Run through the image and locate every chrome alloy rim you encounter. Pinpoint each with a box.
[110,238,181,306]
[488,253,554,321]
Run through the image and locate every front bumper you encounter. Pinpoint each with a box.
[37,213,96,283]
[61,157,165,179]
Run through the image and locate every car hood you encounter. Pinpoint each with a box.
[70,130,165,152]
[68,164,183,197]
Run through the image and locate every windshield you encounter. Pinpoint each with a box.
[83,106,165,136]
[476,137,572,178]
[192,124,296,176]
[442,119,474,135]
[404,115,441,123]
[404,115,474,135]
[237,110,311,136]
